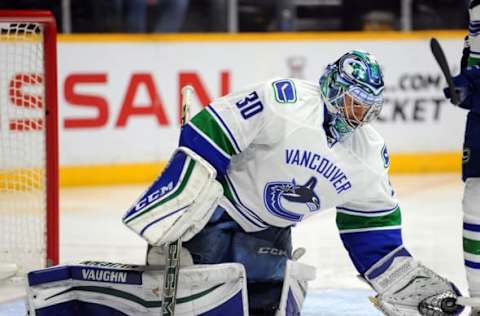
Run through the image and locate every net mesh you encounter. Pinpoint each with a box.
[0,22,47,274]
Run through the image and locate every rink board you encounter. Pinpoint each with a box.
[2,31,467,185]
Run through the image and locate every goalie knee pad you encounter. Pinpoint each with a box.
[122,147,223,246]
[26,261,249,316]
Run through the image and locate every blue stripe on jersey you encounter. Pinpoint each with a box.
[207,106,242,153]
[225,175,268,228]
[227,199,268,229]
[470,24,480,34]
[466,259,480,269]
[465,222,480,232]
[179,124,230,175]
[339,228,403,275]
[226,175,267,225]
[337,204,398,215]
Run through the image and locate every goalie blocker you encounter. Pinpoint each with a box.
[25,259,315,316]
[122,146,223,246]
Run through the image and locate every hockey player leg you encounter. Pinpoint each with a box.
[26,261,249,316]
[228,226,315,315]
[275,260,316,316]
[462,111,480,315]
[365,246,464,315]
[122,146,223,246]
[464,178,480,298]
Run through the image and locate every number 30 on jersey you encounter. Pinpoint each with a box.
[235,91,263,119]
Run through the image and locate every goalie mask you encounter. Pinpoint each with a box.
[319,50,384,141]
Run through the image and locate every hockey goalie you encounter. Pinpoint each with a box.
[26,50,465,316]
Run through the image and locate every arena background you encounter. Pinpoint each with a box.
[55,31,465,186]
[0,1,474,314]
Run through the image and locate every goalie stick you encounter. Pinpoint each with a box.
[161,85,194,316]
[430,37,461,105]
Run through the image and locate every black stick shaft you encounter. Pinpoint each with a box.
[430,37,460,105]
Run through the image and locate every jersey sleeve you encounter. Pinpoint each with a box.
[335,134,406,275]
[179,81,273,176]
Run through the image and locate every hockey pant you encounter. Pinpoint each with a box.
[183,206,293,315]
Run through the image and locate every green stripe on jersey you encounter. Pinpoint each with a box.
[336,207,401,232]
[219,178,236,204]
[191,110,237,156]
[469,57,480,67]
[464,237,480,255]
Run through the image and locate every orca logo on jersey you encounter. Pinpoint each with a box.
[263,176,320,222]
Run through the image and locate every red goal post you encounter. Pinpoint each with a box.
[0,10,59,274]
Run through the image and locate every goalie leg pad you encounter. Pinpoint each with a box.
[365,246,464,316]
[122,147,223,246]
[275,260,316,316]
[26,261,249,316]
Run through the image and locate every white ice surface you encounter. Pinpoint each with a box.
[0,173,470,315]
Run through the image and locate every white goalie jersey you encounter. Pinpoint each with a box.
[179,78,398,232]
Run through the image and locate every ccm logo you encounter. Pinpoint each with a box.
[258,247,287,256]
[135,181,174,211]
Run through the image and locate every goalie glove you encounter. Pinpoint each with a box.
[365,247,464,316]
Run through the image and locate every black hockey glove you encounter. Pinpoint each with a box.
[444,65,480,113]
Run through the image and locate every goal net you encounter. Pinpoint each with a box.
[0,10,58,277]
